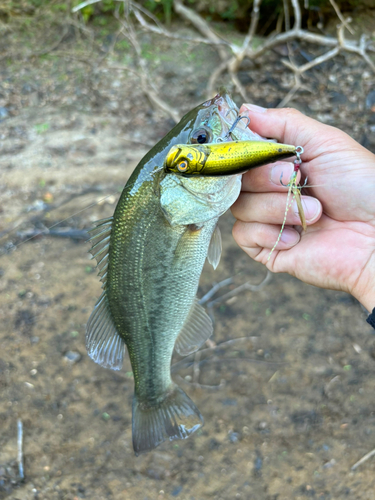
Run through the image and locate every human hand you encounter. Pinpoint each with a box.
[231,105,375,312]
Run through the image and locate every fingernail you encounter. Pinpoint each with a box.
[270,163,293,185]
[280,228,299,245]
[293,198,320,221]
[242,103,267,113]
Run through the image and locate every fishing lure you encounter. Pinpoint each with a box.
[164,140,298,177]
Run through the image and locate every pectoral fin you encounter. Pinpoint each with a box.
[207,224,222,270]
[175,299,213,356]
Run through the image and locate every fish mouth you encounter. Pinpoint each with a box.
[204,92,243,143]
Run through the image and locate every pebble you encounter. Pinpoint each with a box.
[366,90,375,110]
[0,107,9,121]
[228,432,240,443]
[64,351,82,364]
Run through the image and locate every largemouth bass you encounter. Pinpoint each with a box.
[85,92,288,456]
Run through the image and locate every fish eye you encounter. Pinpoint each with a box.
[177,160,189,172]
[191,128,211,144]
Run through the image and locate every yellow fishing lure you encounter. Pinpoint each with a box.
[164,140,298,176]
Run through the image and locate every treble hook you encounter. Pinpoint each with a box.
[228,114,251,135]
[217,114,251,142]
[279,173,309,188]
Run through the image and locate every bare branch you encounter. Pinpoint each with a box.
[283,0,290,32]
[207,60,229,98]
[290,0,302,31]
[329,0,355,35]
[351,448,375,471]
[132,6,226,46]
[229,69,249,102]
[116,11,181,123]
[173,0,229,60]
[242,0,262,53]
[206,271,272,307]
[17,419,24,480]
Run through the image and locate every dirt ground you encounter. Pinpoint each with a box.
[1,12,375,500]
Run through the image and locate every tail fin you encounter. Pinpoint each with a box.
[132,384,204,456]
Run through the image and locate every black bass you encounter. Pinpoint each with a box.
[85,92,288,456]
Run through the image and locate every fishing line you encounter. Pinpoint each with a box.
[267,146,306,261]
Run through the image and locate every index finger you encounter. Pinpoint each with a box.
[238,105,348,163]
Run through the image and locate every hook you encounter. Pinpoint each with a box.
[217,114,251,142]
[279,172,289,187]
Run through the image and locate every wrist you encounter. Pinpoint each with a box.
[356,292,375,314]
[351,279,375,313]
[349,251,375,313]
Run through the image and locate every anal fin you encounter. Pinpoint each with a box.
[175,299,213,356]
[86,292,126,370]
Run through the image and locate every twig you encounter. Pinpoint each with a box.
[242,0,262,53]
[290,0,302,31]
[116,11,180,123]
[207,271,272,307]
[16,228,89,241]
[207,60,228,98]
[193,350,201,385]
[173,0,228,61]
[283,0,290,32]
[17,419,24,480]
[174,373,225,390]
[172,336,263,373]
[32,24,70,57]
[199,277,235,305]
[329,0,354,35]
[132,5,227,46]
[351,448,375,471]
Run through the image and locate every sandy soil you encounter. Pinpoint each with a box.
[1,14,375,500]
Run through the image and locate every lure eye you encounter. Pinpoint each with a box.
[177,160,189,172]
[191,128,211,144]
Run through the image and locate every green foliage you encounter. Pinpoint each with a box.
[35,123,50,134]
[2,0,372,30]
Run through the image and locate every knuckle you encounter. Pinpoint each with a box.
[283,107,302,118]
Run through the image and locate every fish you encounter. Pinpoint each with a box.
[85,91,291,456]
[164,140,297,176]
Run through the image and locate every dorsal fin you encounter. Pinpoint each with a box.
[87,217,112,288]
[207,224,222,270]
[175,299,213,356]
[86,292,126,370]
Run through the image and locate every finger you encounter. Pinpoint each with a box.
[242,161,301,193]
[231,192,322,226]
[238,105,343,162]
[232,221,300,259]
